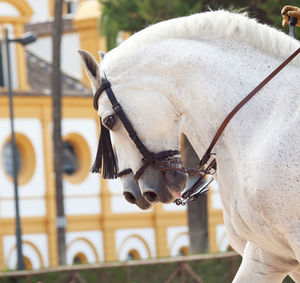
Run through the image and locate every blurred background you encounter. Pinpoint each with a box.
[0,0,296,277]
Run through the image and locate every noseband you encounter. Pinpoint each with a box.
[91,78,179,180]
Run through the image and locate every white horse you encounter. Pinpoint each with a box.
[79,10,300,282]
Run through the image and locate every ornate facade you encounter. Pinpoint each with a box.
[0,0,226,269]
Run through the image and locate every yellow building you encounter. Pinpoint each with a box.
[0,0,225,269]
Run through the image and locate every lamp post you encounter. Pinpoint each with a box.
[4,28,36,270]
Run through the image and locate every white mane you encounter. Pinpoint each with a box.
[106,10,300,66]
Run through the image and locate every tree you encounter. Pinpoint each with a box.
[51,0,66,265]
[100,0,298,50]
[201,0,299,36]
[100,0,202,49]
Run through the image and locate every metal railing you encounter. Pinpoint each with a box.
[0,251,240,283]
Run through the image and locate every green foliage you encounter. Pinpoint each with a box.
[99,0,202,49]
[99,0,300,50]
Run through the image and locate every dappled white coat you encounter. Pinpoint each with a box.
[81,10,300,282]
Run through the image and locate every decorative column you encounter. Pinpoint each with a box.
[153,205,169,257]
[100,180,117,261]
[41,101,58,266]
[14,22,30,90]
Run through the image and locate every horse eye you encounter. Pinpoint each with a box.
[103,115,115,129]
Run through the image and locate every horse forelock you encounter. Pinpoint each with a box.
[104,10,300,68]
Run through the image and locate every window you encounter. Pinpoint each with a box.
[0,45,4,87]
[1,133,36,185]
[15,256,33,270]
[63,133,91,184]
[63,141,78,175]
[178,246,189,256]
[73,252,87,264]
[23,256,33,270]
[127,249,140,260]
[2,140,22,177]
[64,0,78,15]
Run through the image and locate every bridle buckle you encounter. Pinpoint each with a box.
[174,176,214,206]
[112,103,122,112]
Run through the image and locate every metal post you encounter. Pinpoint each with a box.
[5,27,24,270]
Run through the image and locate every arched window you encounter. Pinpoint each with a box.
[64,0,78,15]
[2,140,22,177]
[127,249,140,260]
[0,44,4,87]
[178,246,189,256]
[63,133,91,184]
[1,133,36,185]
[15,256,33,270]
[227,245,234,251]
[63,141,78,175]
[72,252,87,264]
[23,256,33,270]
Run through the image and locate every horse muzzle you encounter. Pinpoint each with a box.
[139,160,187,204]
[122,173,152,210]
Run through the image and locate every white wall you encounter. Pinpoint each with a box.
[0,1,49,22]
[216,224,229,252]
[26,0,50,22]
[25,37,51,63]
[0,3,20,17]
[62,118,101,215]
[61,33,82,80]
[66,230,104,264]
[26,33,83,80]
[0,25,19,89]
[0,118,46,218]
[115,228,156,260]
[0,2,21,17]
[3,233,49,269]
[108,178,153,213]
[167,226,189,256]
[210,181,223,210]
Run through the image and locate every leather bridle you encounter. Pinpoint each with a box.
[92,78,180,181]
[92,38,300,205]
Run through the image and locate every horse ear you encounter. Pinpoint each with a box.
[78,49,101,93]
[98,51,105,61]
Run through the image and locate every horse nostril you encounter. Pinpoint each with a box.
[143,191,158,203]
[123,192,136,204]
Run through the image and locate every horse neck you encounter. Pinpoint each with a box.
[168,40,246,157]
[111,38,292,159]
[161,39,283,159]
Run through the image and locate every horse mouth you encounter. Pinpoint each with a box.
[162,172,182,199]
[140,165,187,204]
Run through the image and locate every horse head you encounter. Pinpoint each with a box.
[79,49,187,206]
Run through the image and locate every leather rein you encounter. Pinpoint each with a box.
[92,36,300,206]
[173,44,300,205]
